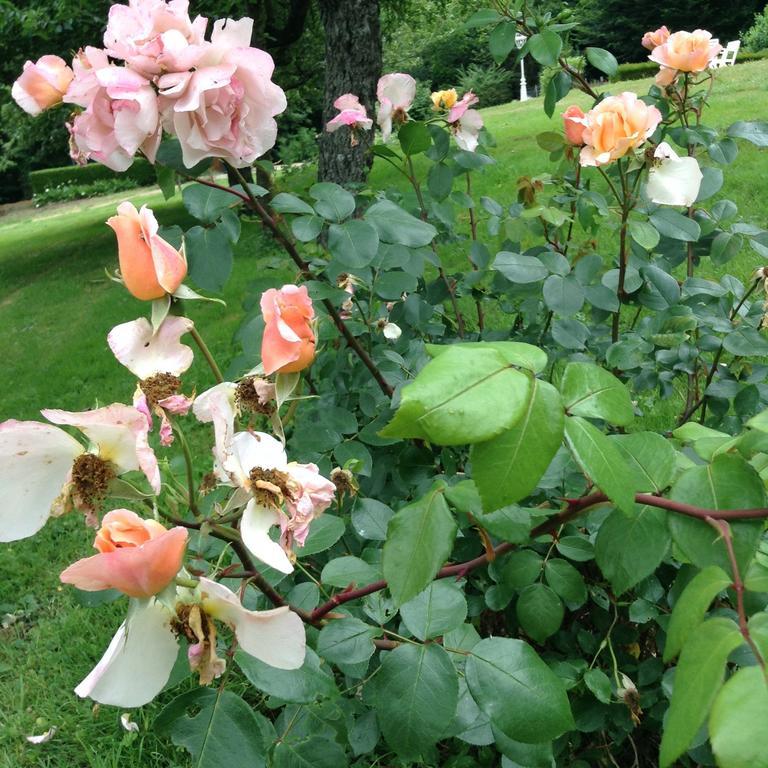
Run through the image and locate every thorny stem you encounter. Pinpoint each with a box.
[466,173,485,332]
[562,163,581,260]
[405,155,466,338]
[706,517,768,680]
[173,422,200,517]
[189,326,224,384]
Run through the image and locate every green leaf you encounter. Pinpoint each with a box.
[611,432,676,493]
[365,200,436,247]
[516,583,564,642]
[309,182,356,222]
[316,618,381,665]
[236,648,336,704]
[629,219,660,250]
[380,347,533,445]
[155,688,268,768]
[182,183,237,224]
[185,224,234,293]
[650,209,701,242]
[727,120,768,147]
[400,580,468,640]
[723,326,768,356]
[543,274,584,316]
[564,417,636,514]
[585,47,618,76]
[155,137,211,176]
[291,215,323,242]
[270,192,315,215]
[594,505,669,595]
[398,121,432,155]
[496,549,543,589]
[382,488,457,605]
[374,643,459,760]
[478,505,533,543]
[465,8,503,28]
[351,498,394,541]
[543,71,571,118]
[528,30,563,67]
[495,728,554,767]
[425,341,547,373]
[327,220,379,268]
[489,21,518,64]
[428,162,454,200]
[465,637,574,743]
[295,515,345,557]
[583,669,613,704]
[710,666,768,768]
[493,252,548,283]
[659,618,742,768]
[320,556,379,588]
[663,565,731,662]
[560,362,634,426]
[155,164,177,200]
[272,736,348,768]
[544,558,587,607]
[669,454,766,573]
[471,379,563,511]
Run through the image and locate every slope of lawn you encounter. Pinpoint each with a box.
[0,60,766,767]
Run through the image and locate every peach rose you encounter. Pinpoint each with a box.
[107,202,187,300]
[60,509,187,598]
[642,26,670,51]
[12,55,74,115]
[260,285,316,375]
[562,105,587,146]
[649,29,722,75]
[579,92,662,167]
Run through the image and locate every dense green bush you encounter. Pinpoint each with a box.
[743,4,768,51]
[457,63,515,106]
[28,159,156,196]
[32,177,141,207]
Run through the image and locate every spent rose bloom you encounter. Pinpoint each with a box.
[649,29,722,85]
[60,509,188,598]
[579,92,662,167]
[11,55,73,115]
[376,73,416,142]
[326,94,373,145]
[260,285,316,375]
[157,17,287,168]
[646,141,703,207]
[72,577,305,707]
[642,26,670,51]
[562,105,587,146]
[103,0,208,76]
[0,404,160,542]
[446,91,483,152]
[108,202,187,300]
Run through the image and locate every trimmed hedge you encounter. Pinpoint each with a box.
[610,49,768,82]
[29,158,156,195]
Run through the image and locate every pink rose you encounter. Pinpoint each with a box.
[67,65,161,171]
[103,0,208,76]
[260,285,316,375]
[562,105,587,146]
[107,202,187,300]
[326,93,373,142]
[579,92,662,167]
[649,29,722,80]
[158,18,286,168]
[446,91,483,152]
[12,55,74,115]
[642,26,670,51]
[283,462,335,547]
[60,509,187,598]
[376,73,416,142]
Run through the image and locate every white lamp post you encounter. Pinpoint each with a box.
[515,33,528,102]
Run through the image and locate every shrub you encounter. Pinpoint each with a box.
[28,159,156,196]
[743,4,768,51]
[32,177,141,207]
[457,63,515,106]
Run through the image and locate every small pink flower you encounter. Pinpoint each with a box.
[282,462,335,548]
[445,91,483,151]
[642,26,670,51]
[60,509,187,598]
[376,73,416,142]
[447,91,478,124]
[12,55,74,115]
[562,105,587,146]
[260,285,316,376]
[326,93,373,145]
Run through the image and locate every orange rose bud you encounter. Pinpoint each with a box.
[562,105,586,146]
[260,285,316,375]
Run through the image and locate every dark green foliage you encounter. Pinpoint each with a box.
[29,159,156,195]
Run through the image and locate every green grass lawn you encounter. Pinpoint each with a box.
[1,60,767,766]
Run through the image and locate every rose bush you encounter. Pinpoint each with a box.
[6,1,768,766]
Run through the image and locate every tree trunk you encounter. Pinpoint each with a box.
[318,0,381,185]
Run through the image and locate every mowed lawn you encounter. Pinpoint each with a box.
[1,60,767,766]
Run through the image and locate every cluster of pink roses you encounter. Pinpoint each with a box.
[326,73,485,152]
[12,0,286,171]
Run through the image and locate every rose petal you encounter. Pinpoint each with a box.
[240,499,293,573]
[108,316,194,379]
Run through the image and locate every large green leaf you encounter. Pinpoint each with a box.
[425,341,547,373]
[465,637,574,743]
[351,498,394,541]
[516,583,564,642]
[155,688,269,768]
[560,362,634,426]
[650,209,701,242]
[594,505,669,595]
[669,453,766,573]
[710,666,768,768]
[182,183,237,224]
[320,556,379,588]
[316,618,381,666]
[659,618,742,767]
[564,417,636,514]
[309,182,355,222]
[585,47,618,76]
[382,488,457,605]
[327,220,379,268]
[471,379,563,511]
[364,200,436,247]
[528,30,563,67]
[727,120,768,147]
[663,565,731,662]
[185,222,236,293]
[398,121,432,155]
[400,580,468,640]
[610,432,676,493]
[272,736,348,768]
[373,643,459,760]
[381,347,533,445]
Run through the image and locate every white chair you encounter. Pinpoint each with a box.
[710,40,740,68]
